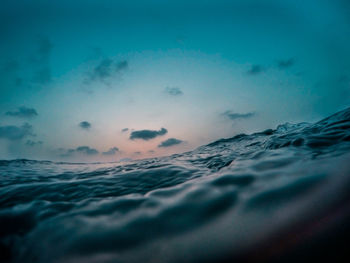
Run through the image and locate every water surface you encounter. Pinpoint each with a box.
[1,107,350,262]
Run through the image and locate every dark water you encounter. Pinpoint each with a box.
[1,108,350,263]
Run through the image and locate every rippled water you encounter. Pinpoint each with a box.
[1,108,350,263]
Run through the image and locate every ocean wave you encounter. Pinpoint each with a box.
[1,107,350,262]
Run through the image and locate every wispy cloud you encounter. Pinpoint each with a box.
[222,111,255,120]
[32,68,51,85]
[92,58,113,80]
[0,60,22,87]
[0,37,54,89]
[130,128,167,140]
[116,61,128,71]
[26,140,43,147]
[165,87,183,96]
[158,138,183,147]
[247,65,264,75]
[85,58,128,85]
[30,36,54,85]
[277,58,295,69]
[5,106,38,118]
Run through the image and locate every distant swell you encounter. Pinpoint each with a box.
[1,107,350,263]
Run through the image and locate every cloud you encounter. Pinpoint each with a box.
[25,140,43,146]
[87,58,128,84]
[0,123,34,140]
[130,128,168,140]
[102,147,119,156]
[59,149,75,157]
[277,58,295,69]
[222,111,255,120]
[158,138,183,147]
[0,37,53,89]
[93,58,113,80]
[5,106,38,118]
[116,60,128,71]
[76,146,99,155]
[165,87,183,96]
[247,65,264,75]
[31,36,54,85]
[121,128,129,132]
[60,146,99,157]
[79,121,91,130]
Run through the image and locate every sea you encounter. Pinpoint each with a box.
[1,107,350,263]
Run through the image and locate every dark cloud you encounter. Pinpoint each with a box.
[76,146,99,155]
[0,123,34,140]
[158,138,183,148]
[5,106,38,118]
[25,140,43,147]
[79,121,91,130]
[130,128,167,140]
[60,146,99,157]
[102,147,119,156]
[59,149,75,157]
[222,111,255,120]
[121,128,129,132]
[87,58,128,84]
[165,87,183,96]
[247,65,264,75]
[277,58,295,69]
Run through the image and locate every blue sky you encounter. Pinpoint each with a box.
[0,0,349,161]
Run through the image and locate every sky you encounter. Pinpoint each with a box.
[0,0,349,162]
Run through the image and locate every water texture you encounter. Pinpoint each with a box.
[1,107,350,262]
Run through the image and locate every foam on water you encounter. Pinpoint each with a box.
[1,107,350,262]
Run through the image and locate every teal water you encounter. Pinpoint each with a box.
[1,107,350,262]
